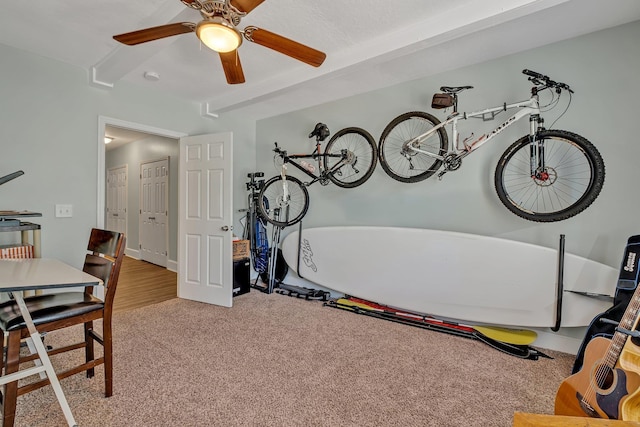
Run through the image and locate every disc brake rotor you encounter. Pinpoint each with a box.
[533,167,557,187]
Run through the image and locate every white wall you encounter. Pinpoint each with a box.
[0,43,257,268]
[254,21,640,352]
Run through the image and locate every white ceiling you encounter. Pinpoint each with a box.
[2,0,640,122]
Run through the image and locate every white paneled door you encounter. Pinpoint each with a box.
[139,158,169,267]
[178,132,233,307]
[106,165,127,235]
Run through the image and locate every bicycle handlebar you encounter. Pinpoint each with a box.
[273,142,285,155]
[522,69,573,93]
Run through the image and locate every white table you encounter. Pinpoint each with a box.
[0,258,103,427]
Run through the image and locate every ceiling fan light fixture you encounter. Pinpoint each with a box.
[196,18,242,53]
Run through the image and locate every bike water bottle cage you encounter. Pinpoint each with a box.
[308,122,330,142]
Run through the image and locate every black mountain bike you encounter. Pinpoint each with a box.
[258,123,377,227]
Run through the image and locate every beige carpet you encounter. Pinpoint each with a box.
[12,291,575,426]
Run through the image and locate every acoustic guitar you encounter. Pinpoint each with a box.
[555,282,640,420]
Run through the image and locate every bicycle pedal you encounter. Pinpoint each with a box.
[437,171,447,180]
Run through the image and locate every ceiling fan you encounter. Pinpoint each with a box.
[113,0,327,84]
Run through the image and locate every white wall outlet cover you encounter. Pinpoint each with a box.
[55,204,73,218]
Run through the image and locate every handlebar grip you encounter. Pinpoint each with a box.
[522,69,546,80]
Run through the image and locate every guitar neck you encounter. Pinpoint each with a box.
[604,293,640,367]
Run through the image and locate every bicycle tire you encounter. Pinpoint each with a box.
[258,174,310,227]
[494,129,605,222]
[378,111,448,183]
[323,127,378,188]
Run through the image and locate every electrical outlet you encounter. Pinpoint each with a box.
[55,204,73,218]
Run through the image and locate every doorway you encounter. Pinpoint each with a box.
[98,116,186,301]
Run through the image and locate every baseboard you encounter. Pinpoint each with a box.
[125,248,140,259]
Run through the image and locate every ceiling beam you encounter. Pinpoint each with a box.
[201,0,569,116]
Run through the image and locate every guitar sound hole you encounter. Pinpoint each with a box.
[594,365,614,390]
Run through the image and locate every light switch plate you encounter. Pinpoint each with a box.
[55,204,73,218]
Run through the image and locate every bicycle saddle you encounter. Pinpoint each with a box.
[440,86,474,94]
[309,122,330,142]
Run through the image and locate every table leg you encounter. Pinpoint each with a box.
[12,293,78,427]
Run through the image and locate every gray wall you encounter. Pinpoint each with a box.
[256,21,640,271]
[0,42,256,268]
[105,135,179,261]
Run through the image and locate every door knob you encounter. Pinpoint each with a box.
[221,226,233,231]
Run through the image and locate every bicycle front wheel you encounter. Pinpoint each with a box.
[324,127,377,188]
[378,111,448,183]
[258,175,310,227]
[495,130,605,222]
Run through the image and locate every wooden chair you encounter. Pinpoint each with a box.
[0,228,125,427]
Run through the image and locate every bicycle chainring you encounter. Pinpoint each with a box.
[443,153,462,171]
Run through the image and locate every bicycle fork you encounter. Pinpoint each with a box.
[528,116,553,186]
[277,165,290,222]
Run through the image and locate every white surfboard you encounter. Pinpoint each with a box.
[281,226,619,328]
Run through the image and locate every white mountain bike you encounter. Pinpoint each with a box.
[378,69,605,222]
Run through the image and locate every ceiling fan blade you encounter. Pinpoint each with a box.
[113,22,195,46]
[244,27,326,67]
[230,0,265,14]
[219,51,246,84]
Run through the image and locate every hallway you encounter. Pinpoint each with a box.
[113,256,177,312]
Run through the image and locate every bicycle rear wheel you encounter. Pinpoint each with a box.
[494,130,605,222]
[324,127,377,188]
[378,111,448,183]
[258,175,310,227]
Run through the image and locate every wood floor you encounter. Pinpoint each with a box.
[113,256,177,313]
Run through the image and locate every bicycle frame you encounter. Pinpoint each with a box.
[409,96,541,161]
[277,144,350,186]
